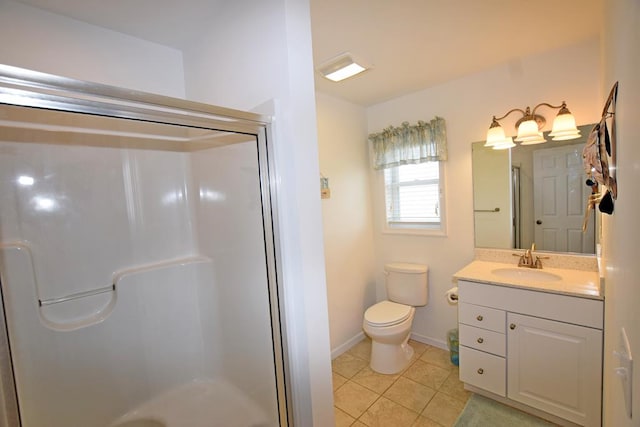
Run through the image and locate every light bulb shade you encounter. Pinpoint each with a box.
[549,112,580,140]
[519,133,546,145]
[492,137,515,150]
[485,124,507,147]
[551,131,582,141]
[515,119,542,142]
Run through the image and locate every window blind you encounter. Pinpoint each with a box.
[384,162,440,225]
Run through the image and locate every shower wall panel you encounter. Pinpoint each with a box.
[0,142,197,301]
[0,245,212,426]
[0,141,225,426]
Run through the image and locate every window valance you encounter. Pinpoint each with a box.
[369,117,447,170]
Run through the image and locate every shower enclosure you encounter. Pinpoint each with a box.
[0,65,290,426]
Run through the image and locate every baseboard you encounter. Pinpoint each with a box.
[410,332,448,351]
[331,331,366,360]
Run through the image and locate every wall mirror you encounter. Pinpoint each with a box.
[472,124,597,254]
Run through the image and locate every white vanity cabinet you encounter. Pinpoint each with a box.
[458,279,603,427]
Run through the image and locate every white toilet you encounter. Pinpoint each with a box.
[363,263,428,374]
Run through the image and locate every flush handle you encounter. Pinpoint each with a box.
[476,315,483,321]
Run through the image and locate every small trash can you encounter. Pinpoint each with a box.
[447,328,459,366]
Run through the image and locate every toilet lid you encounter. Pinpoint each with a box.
[364,301,413,327]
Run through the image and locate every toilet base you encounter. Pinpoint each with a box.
[369,335,414,374]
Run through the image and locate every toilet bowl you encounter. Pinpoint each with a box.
[363,263,428,374]
[363,300,416,374]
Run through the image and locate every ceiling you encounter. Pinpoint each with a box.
[14,0,602,106]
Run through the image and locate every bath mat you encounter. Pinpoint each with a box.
[454,394,556,427]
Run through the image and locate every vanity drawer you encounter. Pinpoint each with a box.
[459,302,505,333]
[460,346,506,397]
[459,324,505,356]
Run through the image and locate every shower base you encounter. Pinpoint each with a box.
[110,378,271,427]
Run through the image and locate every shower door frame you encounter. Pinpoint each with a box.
[0,64,292,427]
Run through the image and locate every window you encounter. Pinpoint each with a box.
[383,161,445,233]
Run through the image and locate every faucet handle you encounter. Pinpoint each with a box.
[513,250,532,267]
[533,254,550,269]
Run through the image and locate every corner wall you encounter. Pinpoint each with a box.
[366,39,601,348]
[601,0,640,425]
[315,93,376,356]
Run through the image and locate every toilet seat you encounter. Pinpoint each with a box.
[364,301,413,327]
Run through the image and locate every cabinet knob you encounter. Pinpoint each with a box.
[476,315,483,321]
[510,323,516,330]
[477,337,484,344]
[477,368,484,375]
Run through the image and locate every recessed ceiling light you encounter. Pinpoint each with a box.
[317,53,368,82]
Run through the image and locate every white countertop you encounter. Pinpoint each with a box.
[453,260,602,300]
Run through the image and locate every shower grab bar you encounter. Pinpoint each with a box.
[39,284,115,307]
[474,207,500,213]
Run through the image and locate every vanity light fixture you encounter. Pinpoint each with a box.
[485,101,581,150]
[317,52,368,82]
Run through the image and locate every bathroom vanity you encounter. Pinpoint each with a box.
[454,256,603,427]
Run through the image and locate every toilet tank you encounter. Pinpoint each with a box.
[384,263,428,306]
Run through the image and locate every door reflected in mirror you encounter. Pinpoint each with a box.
[472,124,597,254]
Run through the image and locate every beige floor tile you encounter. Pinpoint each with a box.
[333,372,349,391]
[352,366,399,394]
[421,392,466,427]
[359,396,420,427]
[408,340,429,357]
[333,352,369,379]
[438,370,471,403]
[335,406,356,427]
[403,359,450,390]
[352,422,368,427]
[383,376,436,413]
[348,338,372,361]
[419,346,455,371]
[411,415,445,426]
[334,381,380,419]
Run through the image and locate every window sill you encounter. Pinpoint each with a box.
[382,225,447,237]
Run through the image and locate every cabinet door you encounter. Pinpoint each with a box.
[507,313,602,426]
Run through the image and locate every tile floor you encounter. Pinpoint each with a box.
[332,338,470,427]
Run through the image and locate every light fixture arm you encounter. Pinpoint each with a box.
[531,101,568,116]
[493,108,527,122]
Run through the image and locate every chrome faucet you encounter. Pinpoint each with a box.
[514,243,547,269]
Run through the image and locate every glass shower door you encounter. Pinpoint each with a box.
[0,65,288,427]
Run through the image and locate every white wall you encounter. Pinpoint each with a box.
[601,0,640,425]
[181,1,334,425]
[0,1,185,97]
[365,39,601,347]
[315,93,376,356]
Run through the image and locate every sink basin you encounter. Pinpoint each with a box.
[491,267,562,282]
